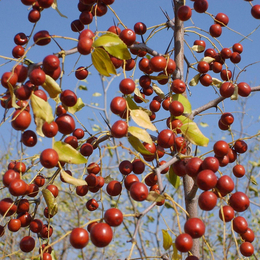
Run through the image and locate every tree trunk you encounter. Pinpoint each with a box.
[174,0,200,257]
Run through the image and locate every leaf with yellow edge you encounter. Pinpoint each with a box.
[91,47,117,77]
[152,83,165,99]
[178,115,209,147]
[171,94,192,114]
[201,56,215,63]
[60,169,87,186]
[92,32,131,60]
[128,126,153,144]
[34,117,45,137]
[167,166,181,189]
[128,135,153,155]
[53,141,88,164]
[134,88,149,103]
[42,75,62,99]
[131,109,157,131]
[126,96,139,110]
[189,73,200,86]
[30,93,54,124]
[212,78,223,88]
[146,191,165,202]
[42,189,58,216]
[172,243,182,260]
[162,229,173,250]
[192,45,205,52]
[52,0,68,18]
[67,97,85,114]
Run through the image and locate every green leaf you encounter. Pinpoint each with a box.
[78,85,88,91]
[249,186,258,196]
[53,141,88,164]
[128,126,153,144]
[171,94,192,114]
[146,191,165,202]
[60,169,88,186]
[52,0,68,18]
[67,97,85,114]
[250,175,258,185]
[178,116,209,147]
[128,135,153,155]
[130,109,157,131]
[42,189,58,216]
[91,47,117,77]
[30,93,54,130]
[192,45,205,52]
[92,32,131,60]
[189,73,200,86]
[126,96,139,110]
[42,75,62,99]
[167,167,181,189]
[152,83,165,99]
[162,229,172,250]
[172,243,181,260]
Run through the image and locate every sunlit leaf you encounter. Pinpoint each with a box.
[92,32,131,60]
[78,85,88,91]
[250,175,258,185]
[93,92,102,97]
[178,116,209,147]
[192,45,205,52]
[171,94,192,114]
[91,47,117,76]
[128,126,153,144]
[152,83,165,99]
[52,0,68,18]
[67,97,85,114]
[200,122,209,127]
[134,88,149,103]
[128,135,153,155]
[162,229,172,250]
[30,93,54,124]
[131,109,157,131]
[42,189,58,216]
[146,191,165,202]
[92,124,101,132]
[60,169,87,186]
[201,56,215,63]
[42,75,62,99]
[167,167,181,189]
[149,74,169,81]
[7,82,19,108]
[212,78,223,88]
[189,73,200,86]
[53,141,88,164]
[231,85,238,100]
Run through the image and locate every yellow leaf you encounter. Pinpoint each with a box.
[42,75,62,99]
[128,136,153,155]
[192,45,205,52]
[189,73,200,86]
[67,97,85,114]
[201,56,215,63]
[212,77,223,88]
[146,191,165,202]
[30,93,54,124]
[91,47,116,77]
[42,189,58,216]
[162,229,173,250]
[152,83,165,99]
[128,126,153,144]
[60,169,88,186]
[53,141,88,164]
[130,109,157,131]
[52,0,68,18]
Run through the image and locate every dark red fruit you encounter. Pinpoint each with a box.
[241,228,255,243]
[70,228,89,249]
[90,223,113,247]
[209,24,222,37]
[229,191,249,212]
[8,219,21,232]
[175,233,193,252]
[196,169,217,191]
[60,90,77,107]
[233,216,248,234]
[215,13,229,26]
[184,218,205,238]
[149,56,167,72]
[33,30,51,46]
[111,120,128,138]
[40,149,59,169]
[11,110,31,131]
[157,129,175,148]
[22,130,37,147]
[198,191,217,211]
[177,5,192,21]
[240,242,254,256]
[185,157,203,177]
[104,208,123,227]
[42,121,58,138]
[119,29,136,46]
[55,114,76,135]
[219,205,234,222]
[130,182,148,201]
[193,0,208,13]
[233,140,247,154]
[30,219,43,233]
[251,5,260,19]
[237,82,251,97]
[233,164,245,178]
[46,184,59,198]
[20,236,35,253]
[119,78,135,94]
